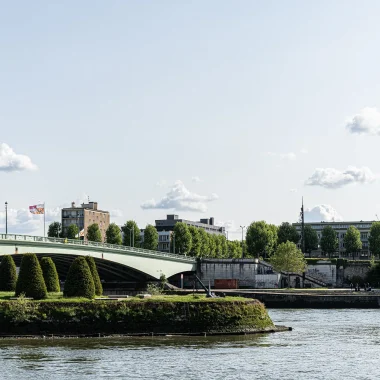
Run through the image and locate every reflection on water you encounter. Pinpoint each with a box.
[1,309,380,379]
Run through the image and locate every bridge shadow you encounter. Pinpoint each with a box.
[10,253,155,291]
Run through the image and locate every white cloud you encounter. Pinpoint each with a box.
[300,148,308,154]
[304,204,343,222]
[192,176,202,183]
[346,107,380,135]
[290,188,298,193]
[110,209,123,218]
[305,166,376,189]
[267,151,296,161]
[141,180,218,212]
[0,143,37,172]
[216,220,236,232]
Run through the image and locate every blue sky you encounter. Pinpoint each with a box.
[1,0,380,238]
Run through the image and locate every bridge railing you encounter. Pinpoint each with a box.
[0,234,195,262]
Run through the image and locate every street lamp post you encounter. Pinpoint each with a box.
[5,201,8,236]
[240,225,246,258]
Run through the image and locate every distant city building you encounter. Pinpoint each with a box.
[293,220,374,257]
[61,201,110,242]
[140,214,226,252]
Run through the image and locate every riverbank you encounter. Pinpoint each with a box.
[0,295,282,336]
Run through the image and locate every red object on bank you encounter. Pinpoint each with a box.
[214,279,238,289]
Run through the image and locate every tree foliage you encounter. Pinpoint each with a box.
[40,257,60,292]
[85,256,103,296]
[173,222,192,255]
[246,221,277,258]
[0,255,17,291]
[121,220,141,247]
[64,257,95,298]
[278,222,299,245]
[320,226,338,257]
[344,226,362,258]
[87,223,102,242]
[143,224,159,250]
[66,224,79,239]
[198,228,209,257]
[228,240,243,258]
[48,222,62,238]
[188,226,201,257]
[270,241,307,274]
[16,253,47,299]
[369,222,380,257]
[106,223,122,245]
[304,225,319,254]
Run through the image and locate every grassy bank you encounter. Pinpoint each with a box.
[0,295,275,336]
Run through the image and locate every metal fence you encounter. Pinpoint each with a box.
[0,234,196,263]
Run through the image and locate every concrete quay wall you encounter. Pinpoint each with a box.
[226,291,380,308]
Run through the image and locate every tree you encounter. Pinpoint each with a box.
[217,235,228,258]
[172,222,192,255]
[121,220,141,247]
[0,255,17,291]
[270,241,307,285]
[188,226,201,257]
[87,223,102,242]
[320,225,338,257]
[143,224,159,250]
[304,225,318,255]
[198,228,210,258]
[369,222,380,258]
[246,221,277,259]
[106,223,122,245]
[344,226,362,259]
[15,253,47,299]
[278,222,299,245]
[85,256,103,296]
[208,233,216,257]
[40,257,60,292]
[227,240,243,258]
[48,222,62,238]
[64,256,95,298]
[66,224,79,240]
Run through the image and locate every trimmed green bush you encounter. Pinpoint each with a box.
[0,255,17,291]
[85,256,103,296]
[40,257,60,292]
[15,253,47,300]
[64,257,95,299]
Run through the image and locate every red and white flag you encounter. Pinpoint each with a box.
[29,204,45,215]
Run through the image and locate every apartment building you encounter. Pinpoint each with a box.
[140,214,225,252]
[61,201,110,242]
[293,220,374,257]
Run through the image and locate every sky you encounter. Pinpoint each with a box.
[1,0,380,239]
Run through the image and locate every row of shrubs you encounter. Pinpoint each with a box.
[0,254,103,300]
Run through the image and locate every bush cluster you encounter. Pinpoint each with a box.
[63,257,95,299]
[0,255,17,291]
[40,257,60,292]
[85,256,102,296]
[15,253,47,300]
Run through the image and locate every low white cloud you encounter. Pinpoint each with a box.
[192,176,202,183]
[346,107,380,135]
[300,148,308,154]
[305,166,376,189]
[0,143,37,172]
[290,188,298,193]
[110,209,123,218]
[304,204,343,222]
[141,180,218,212]
[216,220,236,232]
[267,151,296,161]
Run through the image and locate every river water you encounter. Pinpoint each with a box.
[0,309,379,379]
